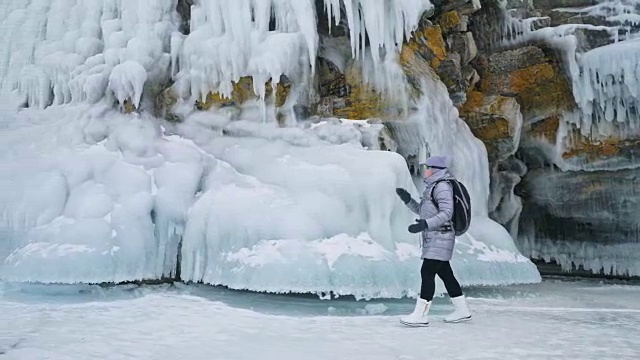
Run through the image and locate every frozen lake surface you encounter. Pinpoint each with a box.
[1,278,639,359]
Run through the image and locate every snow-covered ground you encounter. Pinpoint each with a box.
[1,279,639,359]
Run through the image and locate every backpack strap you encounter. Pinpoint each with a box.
[430,179,454,232]
[429,179,451,210]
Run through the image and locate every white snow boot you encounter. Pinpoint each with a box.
[444,295,472,323]
[400,298,432,327]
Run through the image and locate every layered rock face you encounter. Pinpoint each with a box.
[459,0,640,277]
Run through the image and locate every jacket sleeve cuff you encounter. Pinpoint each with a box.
[425,217,440,230]
[407,199,420,214]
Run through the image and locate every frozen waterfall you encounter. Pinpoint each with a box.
[0,0,540,298]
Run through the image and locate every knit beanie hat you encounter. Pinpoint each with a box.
[425,155,449,169]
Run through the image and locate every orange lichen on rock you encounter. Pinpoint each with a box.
[562,135,624,160]
[195,76,290,110]
[478,60,574,121]
[459,91,521,160]
[439,11,462,32]
[508,63,556,93]
[404,25,447,70]
[329,64,398,120]
[529,115,560,143]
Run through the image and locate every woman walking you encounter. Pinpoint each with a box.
[395,155,471,326]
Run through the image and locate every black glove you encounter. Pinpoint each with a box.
[408,219,428,233]
[395,188,411,204]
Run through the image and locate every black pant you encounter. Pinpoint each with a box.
[420,259,463,301]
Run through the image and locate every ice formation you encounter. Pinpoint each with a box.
[172,0,434,104]
[519,232,640,277]
[0,0,434,109]
[0,0,541,297]
[496,0,640,170]
[494,0,640,277]
[569,38,640,137]
[530,36,640,172]
[178,74,540,298]
[554,0,640,35]
[0,104,540,296]
[0,0,177,110]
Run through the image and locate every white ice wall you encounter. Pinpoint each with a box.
[2,0,179,111]
[172,0,433,105]
[0,0,541,295]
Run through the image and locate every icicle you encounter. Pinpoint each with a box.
[1,0,437,112]
[0,0,178,110]
[324,0,341,34]
[289,0,318,74]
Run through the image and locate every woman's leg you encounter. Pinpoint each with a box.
[400,259,440,325]
[420,259,443,301]
[436,261,463,298]
[438,261,472,322]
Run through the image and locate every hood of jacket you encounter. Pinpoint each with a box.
[423,168,454,187]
